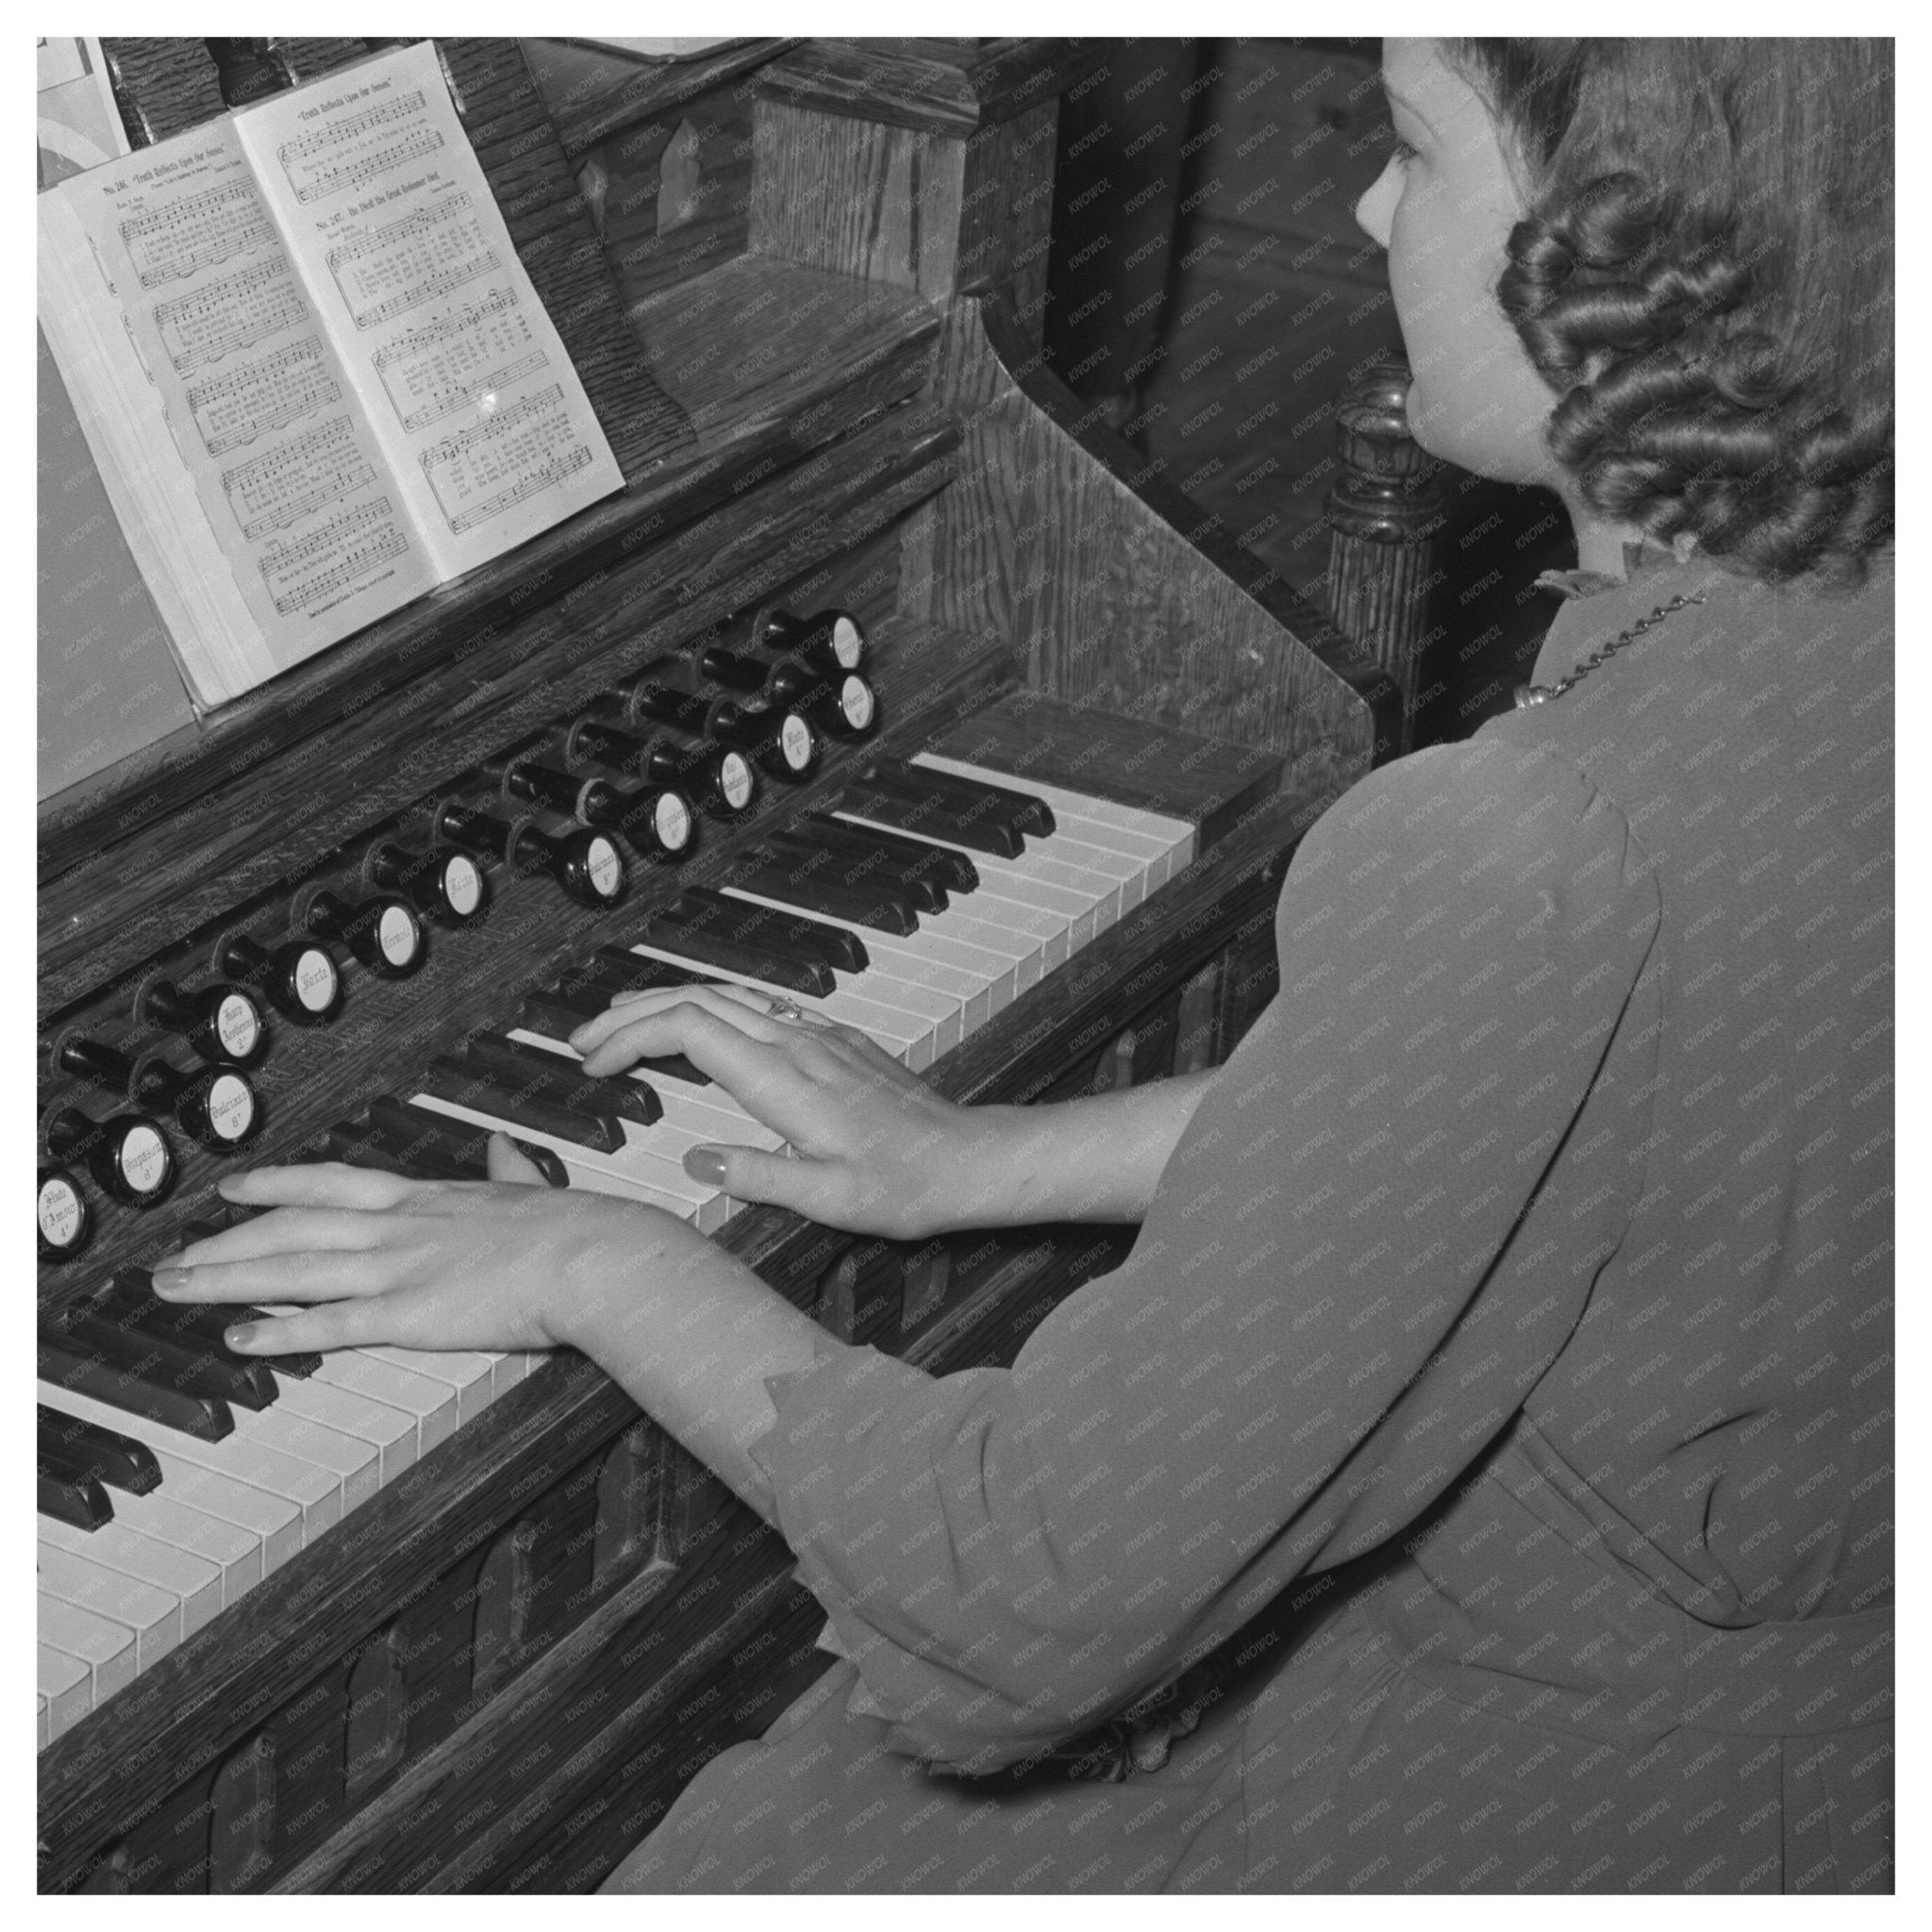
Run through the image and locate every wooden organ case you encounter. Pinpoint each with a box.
[38,39,1401,1892]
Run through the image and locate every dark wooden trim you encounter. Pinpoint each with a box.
[525,38,801,158]
[756,38,1107,134]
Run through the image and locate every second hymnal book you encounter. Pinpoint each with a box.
[38,41,623,707]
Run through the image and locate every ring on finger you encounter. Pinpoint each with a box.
[765,995,807,1024]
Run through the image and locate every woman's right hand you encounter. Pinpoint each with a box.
[568,985,1004,1240]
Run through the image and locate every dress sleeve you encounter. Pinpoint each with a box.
[749,735,1668,1773]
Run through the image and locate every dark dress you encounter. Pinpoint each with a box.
[605,555,1894,1894]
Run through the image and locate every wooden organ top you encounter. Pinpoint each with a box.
[39,39,1404,1892]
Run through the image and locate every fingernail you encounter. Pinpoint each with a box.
[225,1324,256,1351]
[682,1147,728,1186]
[152,1267,189,1295]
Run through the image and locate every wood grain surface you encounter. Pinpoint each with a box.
[522,38,798,159]
[757,38,1106,136]
[904,295,1385,801]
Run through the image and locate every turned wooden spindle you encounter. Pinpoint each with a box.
[1325,359,1446,757]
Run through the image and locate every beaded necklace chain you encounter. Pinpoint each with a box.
[1513,591,1707,708]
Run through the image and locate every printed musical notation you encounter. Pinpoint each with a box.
[419,384,593,535]
[373,291,547,431]
[258,495,412,618]
[273,90,444,204]
[153,257,310,378]
[187,336,341,458]
[326,196,500,331]
[119,177,278,290]
[221,415,378,541]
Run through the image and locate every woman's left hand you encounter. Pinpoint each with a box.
[152,1136,689,1357]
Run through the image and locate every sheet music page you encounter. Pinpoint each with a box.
[234,42,624,581]
[42,115,441,683]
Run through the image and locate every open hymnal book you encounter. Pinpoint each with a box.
[37,41,622,707]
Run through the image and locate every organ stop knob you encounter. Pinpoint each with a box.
[570,706,757,822]
[698,646,873,755]
[44,1104,175,1208]
[367,840,490,929]
[38,1166,92,1261]
[437,802,626,908]
[56,1035,262,1153]
[138,978,268,1068]
[706,693,823,783]
[298,888,426,981]
[753,606,867,674]
[487,742,698,864]
[218,932,344,1026]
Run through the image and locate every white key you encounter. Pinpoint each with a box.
[232,1402,374,1518]
[40,1514,224,1639]
[39,1644,90,1740]
[910,753,1198,868]
[907,758,1196,905]
[272,1371,418,1486]
[654,1085,785,1153]
[39,1593,137,1707]
[726,879,1048,1004]
[39,1690,51,1751]
[49,1364,366,1538]
[361,1347,498,1428]
[100,1488,262,1608]
[303,1346,461,1457]
[39,1541,180,1673]
[829,814,1101,957]
[493,1351,541,1389]
[38,1379,303,1571]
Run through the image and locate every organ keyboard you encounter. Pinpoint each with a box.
[40,37,1412,1891]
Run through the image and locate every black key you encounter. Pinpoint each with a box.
[791,810,979,894]
[515,993,713,1089]
[39,1462,112,1531]
[874,758,1055,837]
[354,1099,572,1188]
[531,951,707,1021]
[661,886,868,974]
[724,845,921,936]
[634,896,839,997]
[519,980,713,1091]
[89,1270,323,1380]
[42,1303,278,1412]
[839,774,1026,859]
[588,947,713,994]
[37,1333,234,1441]
[418,1057,626,1156]
[766,816,962,910]
[381,1100,575,1187]
[39,1405,162,1494]
[459,1033,662,1127]
[329,1118,476,1186]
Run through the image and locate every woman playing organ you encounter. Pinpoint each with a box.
[159,37,1893,1892]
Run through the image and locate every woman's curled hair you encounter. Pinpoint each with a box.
[1449,39,1892,583]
